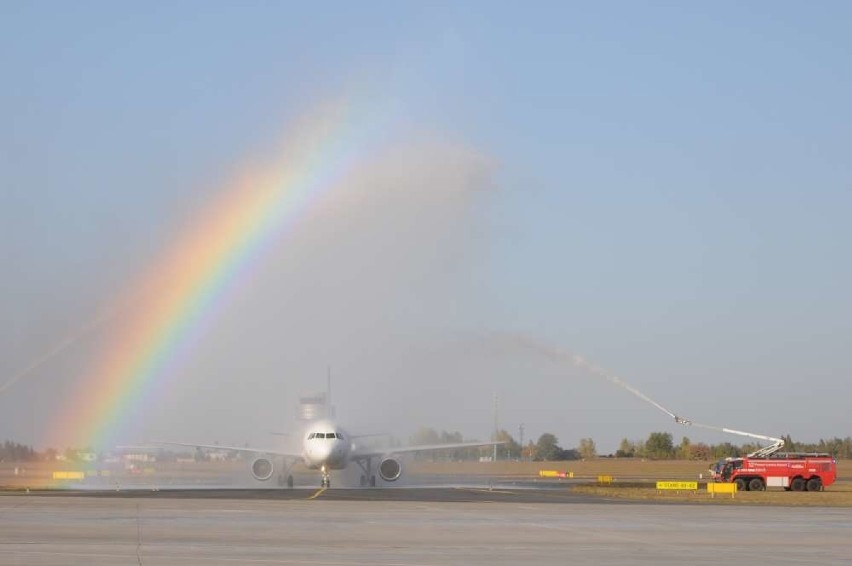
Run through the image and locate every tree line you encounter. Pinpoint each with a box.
[0,440,40,462]
[408,428,852,462]
[408,427,598,461]
[616,433,852,460]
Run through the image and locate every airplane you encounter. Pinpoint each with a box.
[168,419,502,488]
[162,388,503,488]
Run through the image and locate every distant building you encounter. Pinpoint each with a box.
[123,453,156,463]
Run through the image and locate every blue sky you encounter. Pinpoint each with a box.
[2,1,850,452]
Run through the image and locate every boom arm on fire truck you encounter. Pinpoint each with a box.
[674,416,785,458]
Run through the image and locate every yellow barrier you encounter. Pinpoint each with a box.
[539,470,573,478]
[597,475,613,485]
[707,482,737,498]
[52,471,85,480]
[656,481,698,491]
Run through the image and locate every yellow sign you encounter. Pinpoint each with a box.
[656,481,698,490]
[707,483,737,498]
[539,470,573,478]
[52,471,85,480]
[597,475,613,485]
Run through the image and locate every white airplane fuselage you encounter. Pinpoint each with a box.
[301,419,352,471]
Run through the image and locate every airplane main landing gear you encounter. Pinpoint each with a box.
[356,458,377,488]
[277,462,295,489]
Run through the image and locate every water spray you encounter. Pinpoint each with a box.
[1,270,171,396]
[508,334,679,420]
[507,334,784,457]
[0,308,116,395]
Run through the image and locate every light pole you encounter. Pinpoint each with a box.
[492,393,498,462]
[519,423,525,461]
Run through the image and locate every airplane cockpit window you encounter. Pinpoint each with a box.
[326,432,335,438]
[308,433,316,439]
[336,433,344,439]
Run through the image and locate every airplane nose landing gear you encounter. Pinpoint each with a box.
[320,465,331,489]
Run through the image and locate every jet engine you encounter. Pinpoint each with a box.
[251,457,274,481]
[379,457,402,482]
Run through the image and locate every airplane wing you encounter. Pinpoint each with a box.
[351,440,504,460]
[154,441,302,459]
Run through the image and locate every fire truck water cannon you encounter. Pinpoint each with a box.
[719,427,785,459]
[674,416,784,458]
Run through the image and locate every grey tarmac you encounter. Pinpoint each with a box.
[0,489,849,565]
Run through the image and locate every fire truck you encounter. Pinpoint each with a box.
[674,417,837,491]
[711,452,837,491]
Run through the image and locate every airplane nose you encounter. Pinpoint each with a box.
[317,444,333,460]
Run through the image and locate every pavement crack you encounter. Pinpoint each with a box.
[135,503,143,566]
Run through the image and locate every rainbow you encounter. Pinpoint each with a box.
[49,101,363,450]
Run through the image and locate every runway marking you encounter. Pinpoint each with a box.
[455,487,517,495]
[307,488,327,500]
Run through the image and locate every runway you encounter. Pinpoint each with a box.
[1,489,850,565]
[4,485,600,504]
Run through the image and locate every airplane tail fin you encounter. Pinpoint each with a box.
[326,367,336,419]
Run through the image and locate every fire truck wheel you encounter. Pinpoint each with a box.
[748,478,765,491]
[790,477,805,491]
[806,478,822,492]
[734,478,747,492]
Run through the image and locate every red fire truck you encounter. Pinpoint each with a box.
[674,417,837,491]
[711,453,837,491]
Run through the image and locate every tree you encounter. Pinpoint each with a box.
[561,448,581,460]
[410,427,441,446]
[711,442,741,459]
[676,436,691,459]
[534,433,562,461]
[616,438,635,458]
[495,430,522,460]
[686,442,711,461]
[645,432,674,459]
[0,441,37,462]
[410,427,442,461]
[578,438,597,460]
[522,440,536,461]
